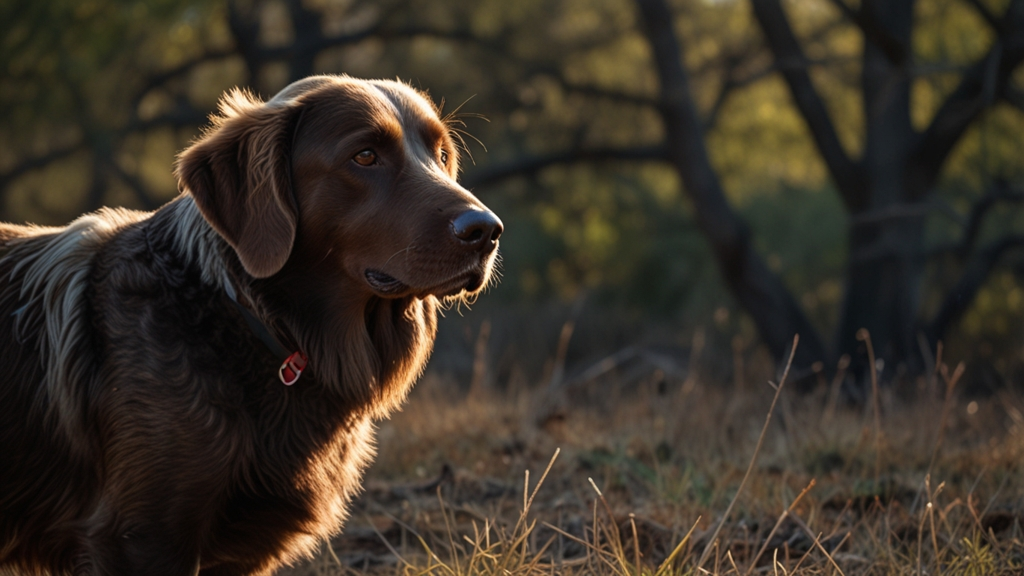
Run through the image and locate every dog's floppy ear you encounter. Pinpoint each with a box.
[175,89,299,278]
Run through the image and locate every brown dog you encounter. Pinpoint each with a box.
[0,75,501,575]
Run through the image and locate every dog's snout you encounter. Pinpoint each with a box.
[451,210,503,250]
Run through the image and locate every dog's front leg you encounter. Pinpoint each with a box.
[80,500,203,576]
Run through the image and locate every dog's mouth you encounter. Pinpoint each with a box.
[365,269,407,295]
[365,268,484,298]
[426,270,483,298]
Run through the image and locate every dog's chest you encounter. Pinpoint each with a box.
[202,408,377,567]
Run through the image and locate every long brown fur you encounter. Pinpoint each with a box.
[0,75,501,575]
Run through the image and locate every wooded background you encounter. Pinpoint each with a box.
[2,0,1023,395]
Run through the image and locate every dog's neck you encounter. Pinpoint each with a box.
[148,194,437,416]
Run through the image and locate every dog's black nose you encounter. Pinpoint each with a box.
[452,210,503,250]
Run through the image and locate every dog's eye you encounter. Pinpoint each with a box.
[440,150,448,166]
[353,149,377,166]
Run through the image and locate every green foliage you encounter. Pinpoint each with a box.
[743,186,847,333]
[1,0,217,134]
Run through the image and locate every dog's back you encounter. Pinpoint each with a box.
[0,211,150,572]
[0,220,100,571]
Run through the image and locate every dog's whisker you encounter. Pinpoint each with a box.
[381,244,415,270]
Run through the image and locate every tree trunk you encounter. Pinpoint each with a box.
[835,213,927,383]
[832,0,922,382]
[636,0,828,371]
[747,0,1024,391]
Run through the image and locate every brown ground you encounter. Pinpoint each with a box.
[281,354,1024,575]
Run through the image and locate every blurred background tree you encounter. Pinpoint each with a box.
[2,0,1023,394]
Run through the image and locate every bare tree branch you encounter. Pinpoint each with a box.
[0,143,83,191]
[246,23,518,85]
[462,146,667,189]
[929,233,1024,341]
[510,60,660,108]
[913,61,978,76]
[556,51,850,128]
[558,82,658,109]
[826,0,907,64]
[960,180,1024,257]
[126,105,210,133]
[703,58,784,131]
[703,78,737,133]
[751,0,866,212]
[1005,83,1024,111]
[911,0,1024,196]
[963,0,1002,31]
[928,181,1024,257]
[227,0,263,85]
[83,156,106,213]
[284,0,323,81]
[106,159,160,211]
[129,49,237,112]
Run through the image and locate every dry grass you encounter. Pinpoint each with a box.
[280,338,1024,576]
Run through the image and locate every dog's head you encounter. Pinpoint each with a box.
[175,75,501,303]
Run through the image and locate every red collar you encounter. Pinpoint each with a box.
[277,351,308,386]
[224,281,308,386]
